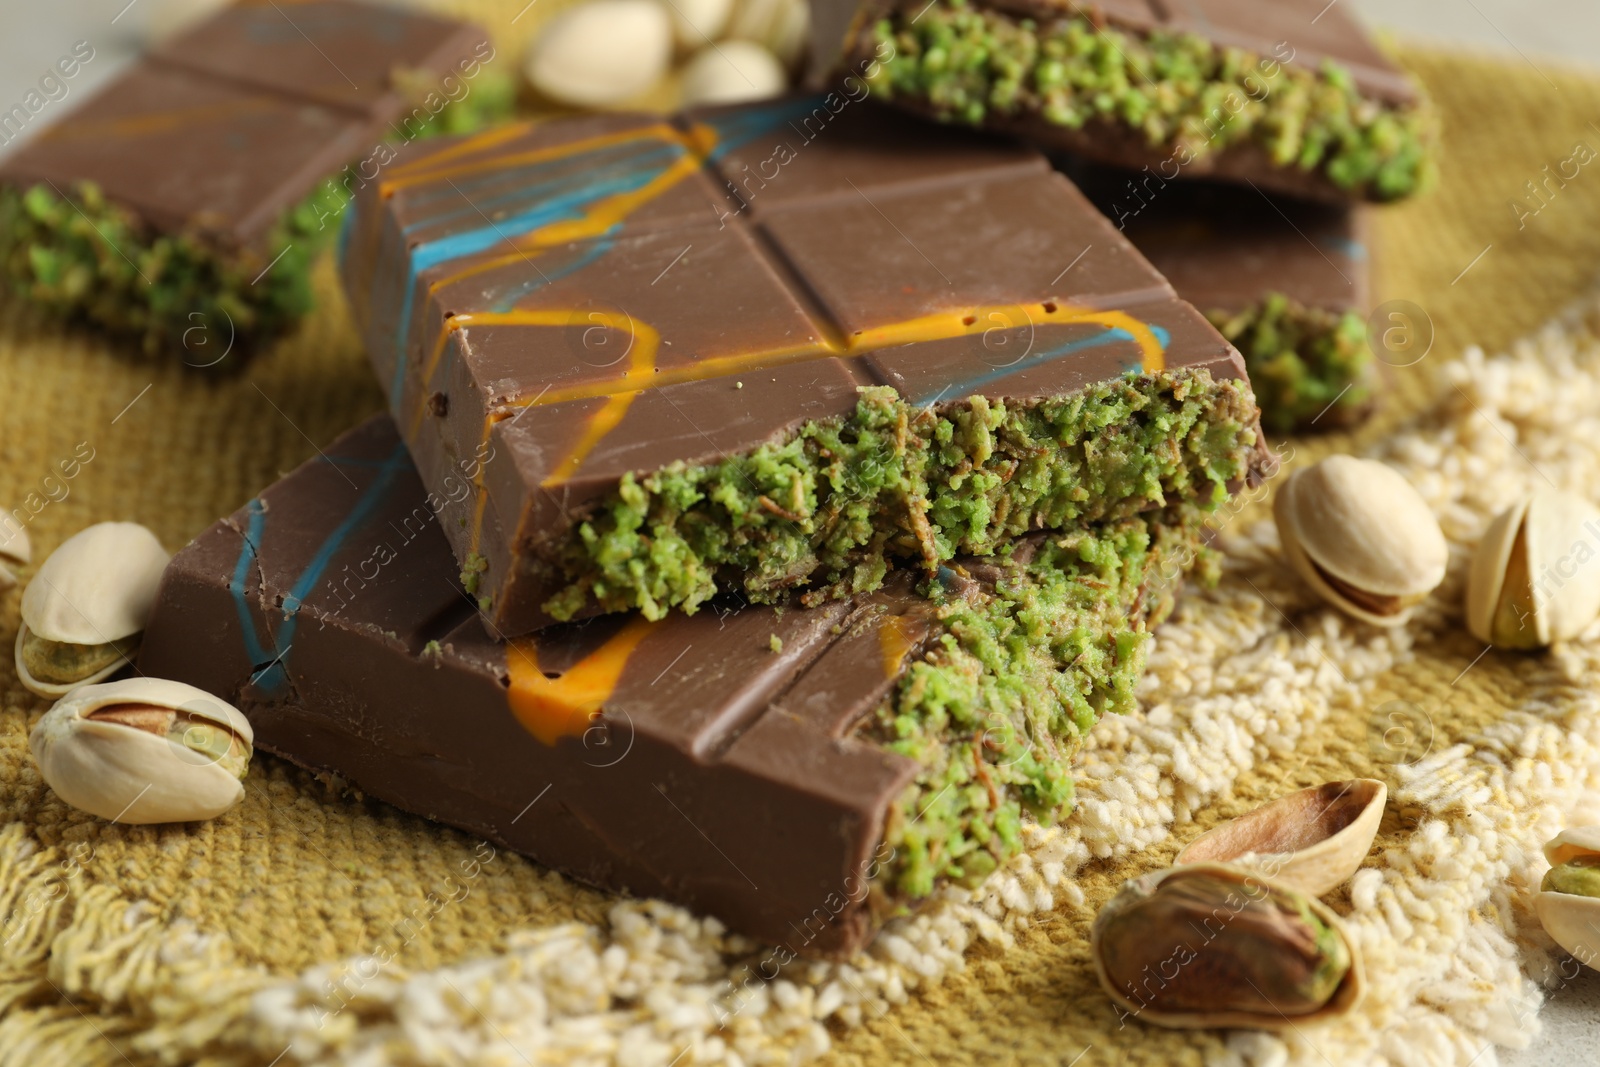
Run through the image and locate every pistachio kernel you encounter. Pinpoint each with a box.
[89,701,251,780]
[20,630,138,685]
[1543,855,1600,899]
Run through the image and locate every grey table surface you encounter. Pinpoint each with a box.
[0,0,1597,1063]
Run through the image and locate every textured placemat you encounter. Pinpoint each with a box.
[2,11,1600,1064]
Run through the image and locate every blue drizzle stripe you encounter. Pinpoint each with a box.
[229,444,411,693]
[384,97,829,411]
[910,325,1172,407]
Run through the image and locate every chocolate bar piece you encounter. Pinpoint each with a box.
[139,415,1212,954]
[339,98,1270,636]
[0,0,509,356]
[810,0,1435,204]
[1075,168,1375,433]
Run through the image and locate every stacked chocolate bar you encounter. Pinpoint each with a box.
[142,96,1270,955]
[0,0,510,354]
[133,0,1430,957]
[811,0,1433,431]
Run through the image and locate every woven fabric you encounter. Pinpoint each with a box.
[2,14,1600,1063]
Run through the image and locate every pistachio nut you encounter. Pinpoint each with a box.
[726,0,808,66]
[1535,827,1600,970]
[679,40,787,107]
[1465,489,1600,650]
[16,522,170,697]
[1175,779,1386,897]
[524,0,673,108]
[0,520,27,592]
[30,677,252,824]
[1091,863,1364,1030]
[1274,455,1448,627]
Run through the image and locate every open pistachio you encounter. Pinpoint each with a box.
[1535,827,1600,970]
[1175,779,1386,897]
[0,521,27,592]
[29,677,253,824]
[1274,455,1447,627]
[1466,489,1600,650]
[16,522,170,697]
[1092,863,1364,1030]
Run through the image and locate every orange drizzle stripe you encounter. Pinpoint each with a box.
[878,616,922,680]
[380,123,681,195]
[385,120,537,182]
[506,617,657,745]
[40,98,277,141]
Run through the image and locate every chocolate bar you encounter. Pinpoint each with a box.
[339,98,1270,636]
[138,414,1213,954]
[809,0,1435,204]
[1074,168,1375,432]
[0,0,509,356]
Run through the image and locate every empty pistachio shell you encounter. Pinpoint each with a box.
[1535,828,1600,970]
[679,40,787,107]
[30,677,253,824]
[1466,489,1600,650]
[726,0,808,66]
[668,0,732,47]
[0,521,29,566]
[525,0,673,108]
[16,522,170,697]
[1274,456,1447,627]
[1175,779,1386,897]
[1091,863,1364,1030]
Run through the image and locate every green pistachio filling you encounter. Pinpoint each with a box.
[1209,293,1375,434]
[0,79,514,355]
[0,181,329,357]
[536,370,1260,621]
[863,504,1213,905]
[864,0,1435,201]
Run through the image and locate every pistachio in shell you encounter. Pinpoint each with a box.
[1466,489,1600,650]
[1274,456,1447,627]
[29,677,253,824]
[1175,780,1386,897]
[15,522,170,697]
[1535,827,1600,971]
[1091,863,1364,1030]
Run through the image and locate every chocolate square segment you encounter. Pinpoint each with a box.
[340,97,1265,636]
[0,64,368,243]
[138,414,919,956]
[149,0,490,122]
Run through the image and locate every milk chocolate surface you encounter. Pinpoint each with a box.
[1075,169,1370,318]
[339,97,1256,635]
[0,0,491,249]
[139,415,937,956]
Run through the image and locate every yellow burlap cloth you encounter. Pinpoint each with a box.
[2,12,1600,1062]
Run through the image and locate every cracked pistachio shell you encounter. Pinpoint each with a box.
[1175,779,1386,897]
[1466,490,1600,650]
[726,0,808,66]
[30,677,253,824]
[1091,863,1364,1030]
[0,522,29,566]
[1536,827,1600,971]
[21,522,169,645]
[16,522,169,696]
[1274,456,1447,627]
[679,40,786,107]
[524,0,672,108]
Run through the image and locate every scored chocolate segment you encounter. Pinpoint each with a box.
[148,0,491,123]
[0,0,492,250]
[341,97,1262,635]
[139,415,923,956]
[0,64,369,245]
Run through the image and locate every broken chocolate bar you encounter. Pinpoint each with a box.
[810,0,1435,203]
[138,414,1214,954]
[1073,168,1375,432]
[0,0,509,355]
[339,97,1270,636]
